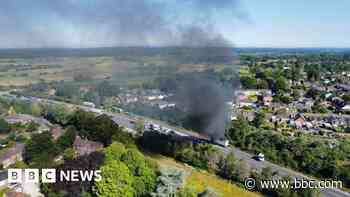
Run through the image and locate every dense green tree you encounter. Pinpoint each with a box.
[304,64,321,81]
[63,148,76,161]
[175,144,219,170]
[177,187,197,197]
[275,94,293,104]
[83,92,101,107]
[257,79,269,89]
[30,102,43,117]
[240,76,257,89]
[312,102,328,114]
[217,153,237,181]
[236,159,250,182]
[25,131,58,168]
[56,84,79,99]
[94,160,135,197]
[26,121,39,132]
[252,111,266,128]
[227,125,350,189]
[103,142,158,196]
[305,88,321,100]
[342,94,350,104]
[0,118,10,133]
[69,110,130,146]
[44,104,71,125]
[290,63,303,81]
[97,81,120,97]
[226,116,251,148]
[68,110,136,147]
[292,89,301,98]
[56,126,77,151]
[103,142,127,162]
[274,76,289,93]
[121,149,157,196]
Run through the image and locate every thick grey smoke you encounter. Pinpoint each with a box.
[0,0,244,48]
[177,76,227,139]
[0,0,243,138]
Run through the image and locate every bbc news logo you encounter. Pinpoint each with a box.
[8,169,102,183]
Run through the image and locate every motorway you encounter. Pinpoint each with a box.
[1,92,349,197]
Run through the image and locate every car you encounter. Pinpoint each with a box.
[213,138,230,147]
[254,153,265,161]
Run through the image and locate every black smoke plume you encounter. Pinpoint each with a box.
[176,76,227,139]
[0,0,244,138]
[0,0,245,48]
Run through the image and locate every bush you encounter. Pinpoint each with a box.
[56,126,77,151]
[25,131,58,168]
[69,110,132,146]
[0,118,10,133]
[153,168,188,197]
[63,148,76,161]
[100,142,158,197]
[94,160,135,197]
[226,126,350,188]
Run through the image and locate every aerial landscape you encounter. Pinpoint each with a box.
[0,1,349,197]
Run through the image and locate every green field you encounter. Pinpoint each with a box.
[148,154,260,197]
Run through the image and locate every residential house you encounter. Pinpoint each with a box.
[262,95,273,106]
[50,126,64,140]
[0,143,25,168]
[241,111,255,121]
[47,88,56,96]
[124,95,138,104]
[5,191,28,197]
[79,86,94,94]
[73,136,103,156]
[291,114,307,129]
[2,170,43,197]
[4,115,52,132]
[4,115,32,125]
[237,94,248,102]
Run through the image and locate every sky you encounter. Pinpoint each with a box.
[0,0,349,48]
[231,0,350,48]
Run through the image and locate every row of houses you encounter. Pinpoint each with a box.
[4,114,52,132]
[118,89,176,110]
[233,88,350,138]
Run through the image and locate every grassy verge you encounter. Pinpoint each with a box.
[186,170,260,197]
[147,153,261,197]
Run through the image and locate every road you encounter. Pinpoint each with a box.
[1,92,349,197]
[219,147,349,197]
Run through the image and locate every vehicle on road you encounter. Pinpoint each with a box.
[254,153,265,161]
[213,138,230,147]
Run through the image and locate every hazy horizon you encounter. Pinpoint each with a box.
[1,0,349,49]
